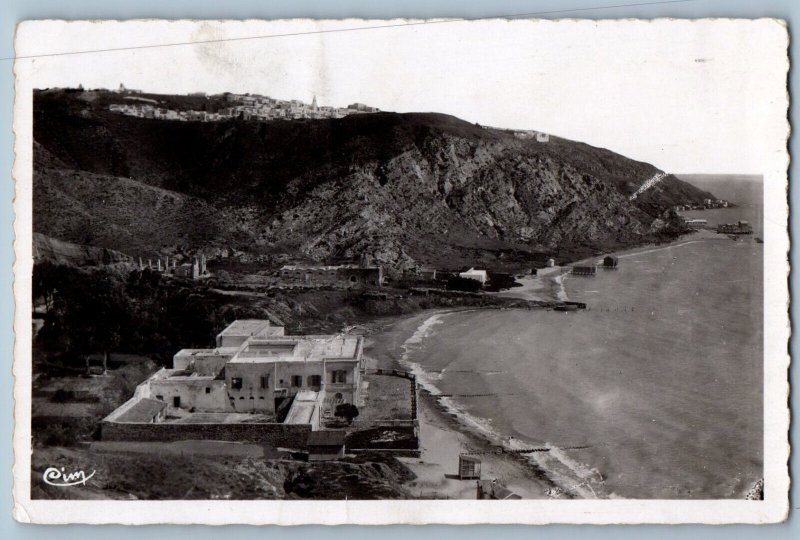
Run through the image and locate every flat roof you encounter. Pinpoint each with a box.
[284,391,320,425]
[254,326,285,338]
[174,348,238,357]
[217,319,271,338]
[113,398,166,423]
[228,335,361,364]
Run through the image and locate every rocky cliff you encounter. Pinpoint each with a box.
[33,89,714,270]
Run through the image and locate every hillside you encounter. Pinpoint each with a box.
[33,233,134,267]
[33,88,715,270]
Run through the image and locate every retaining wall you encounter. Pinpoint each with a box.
[101,421,311,448]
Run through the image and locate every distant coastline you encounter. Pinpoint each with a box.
[366,222,763,499]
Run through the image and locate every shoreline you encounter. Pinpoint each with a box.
[361,228,753,500]
[493,229,722,303]
[363,308,569,499]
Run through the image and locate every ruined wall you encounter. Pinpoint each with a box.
[101,421,311,447]
[278,266,382,287]
[336,267,382,287]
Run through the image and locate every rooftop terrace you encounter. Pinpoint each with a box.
[230,335,361,363]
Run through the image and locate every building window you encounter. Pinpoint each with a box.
[231,377,243,390]
[331,370,347,384]
[308,375,322,388]
[173,396,181,408]
[291,375,302,387]
[205,387,211,394]
[155,395,164,401]
[260,375,269,389]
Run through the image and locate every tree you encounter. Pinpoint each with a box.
[57,271,129,374]
[32,260,61,312]
[334,403,360,424]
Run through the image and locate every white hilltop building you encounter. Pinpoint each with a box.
[104,320,365,426]
[459,268,488,285]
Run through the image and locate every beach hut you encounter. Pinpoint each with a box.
[476,479,522,499]
[459,454,482,480]
[571,266,597,276]
[603,256,618,269]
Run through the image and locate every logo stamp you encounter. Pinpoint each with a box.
[42,467,96,487]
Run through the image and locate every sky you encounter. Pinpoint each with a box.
[16,18,789,175]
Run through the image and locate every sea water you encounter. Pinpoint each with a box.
[401,179,763,499]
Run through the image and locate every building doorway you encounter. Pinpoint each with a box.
[308,375,322,391]
[173,396,181,408]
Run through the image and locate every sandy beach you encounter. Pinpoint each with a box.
[362,226,762,500]
[364,309,564,499]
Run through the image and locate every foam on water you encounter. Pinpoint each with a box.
[553,273,570,301]
[397,229,762,499]
[400,313,446,389]
[399,312,610,498]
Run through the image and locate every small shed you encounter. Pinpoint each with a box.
[307,430,346,461]
[459,454,482,480]
[476,479,522,500]
[603,256,619,268]
[546,258,556,268]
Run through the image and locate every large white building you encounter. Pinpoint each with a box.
[120,320,364,418]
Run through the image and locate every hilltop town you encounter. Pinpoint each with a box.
[107,84,380,122]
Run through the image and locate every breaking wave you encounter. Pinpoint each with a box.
[553,273,570,302]
[398,311,615,499]
[399,313,446,387]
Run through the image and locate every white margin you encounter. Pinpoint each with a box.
[11,18,791,525]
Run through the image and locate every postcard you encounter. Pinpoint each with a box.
[12,18,790,524]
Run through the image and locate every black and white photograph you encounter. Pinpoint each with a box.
[11,18,790,524]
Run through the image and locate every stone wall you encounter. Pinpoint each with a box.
[101,421,311,448]
[278,266,382,287]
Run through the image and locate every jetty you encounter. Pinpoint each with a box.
[716,220,753,235]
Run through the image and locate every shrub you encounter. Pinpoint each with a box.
[335,403,360,424]
[446,276,483,292]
